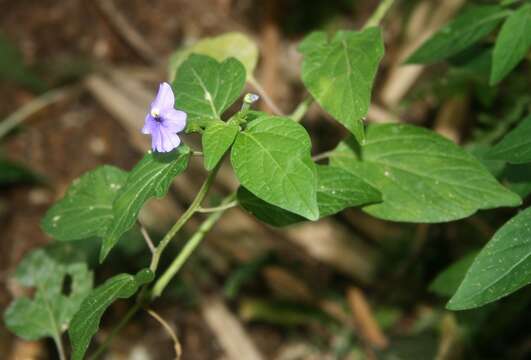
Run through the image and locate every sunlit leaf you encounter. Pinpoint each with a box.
[172,54,246,130]
[231,115,319,220]
[169,32,258,80]
[202,122,239,170]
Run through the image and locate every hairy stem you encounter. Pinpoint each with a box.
[364,0,395,29]
[149,164,220,273]
[151,193,236,298]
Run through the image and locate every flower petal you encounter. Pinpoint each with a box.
[151,82,175,111]
[151,123,162,151]
[142,114,156,134]
[157,127,181,152]
[161,108,187,133]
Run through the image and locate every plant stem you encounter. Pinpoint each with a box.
[149,164,220,273]
[290,96,313,122]
[248,76,285,116]
[52,335,66,360]
[312,151,333,162]
[151,193,236,298]
[197,200,238,213]
[363,0,395,29]
[138,221,156,254]
[88,302,141,360]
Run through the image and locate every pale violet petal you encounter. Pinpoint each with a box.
[159,128,181,152]
[151,82,175,112]
[142,114,156,134]
[161,108,187,133]
[151,124,162,151]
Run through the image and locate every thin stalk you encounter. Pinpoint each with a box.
[151,193,236,298]
[312,151,333,162]
[52,335,66,360]
[248,77,285,116]
[197,200,237,213]
[363,0,395,29]
[290,96,313,123]
[138,221,156,254]
[149,164,220,273]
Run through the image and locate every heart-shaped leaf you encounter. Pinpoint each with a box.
[299,27,384,142]
[172,54,246,130]
[42,165,127,241]
[231,115,319,220]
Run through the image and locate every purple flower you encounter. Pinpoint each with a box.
[142,82,187,152]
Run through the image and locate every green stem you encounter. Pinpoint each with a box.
[151,193,236,298]
[312,150,333,162]
[149,164,220,273]
[290,96,313,123]
[88,303,141,360]
[52,334,66,360]
[197,200,238,213]
[90,166,221,359]
[363,0,395,29]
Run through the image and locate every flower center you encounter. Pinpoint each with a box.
[151,108,160,120]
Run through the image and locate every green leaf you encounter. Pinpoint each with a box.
[429,251,478,297]
[502,163,531,199]
[231,115,319,220]
[299,27,384,142]
[237,165,381,226]
[329,124,521,222]
[101,147,190,262]
[168,32,258,81]
[316,165,381,217]
[202,122,239,170]
[407,5,508,64]
[172,54,246,130]
[490,4,531,84]
[42,165,127,241]
[69,269,153,360]
[3,245,93,340]
[238,187,305,227]
[448,207,531,310]
[486,115,531,164]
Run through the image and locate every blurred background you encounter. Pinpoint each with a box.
[1,0,530,359]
